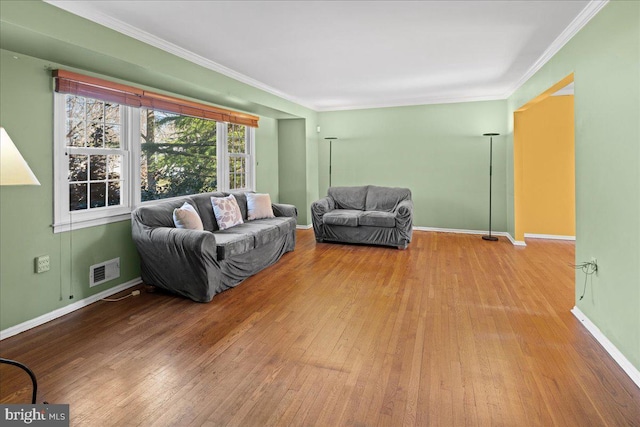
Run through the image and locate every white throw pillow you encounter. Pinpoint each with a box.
[173,202,204,230]
[247,193,275,220]
[211,194,244,230]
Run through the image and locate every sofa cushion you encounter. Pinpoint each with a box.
[323,210,362,227]
[365,186,412,212]
[328,186,368,210]
[228,192,249,220]
[173,202,204,230]
[219,222,281,248]
[213,232,254,260]
[211,195,244,230]
[247,193,275,220]
[253,216,297,234]
[359,211,396,228]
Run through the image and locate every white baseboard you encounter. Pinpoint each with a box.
[296,224,312,230]
[0,278,141,341]
[413,226,526,247]
[571,306,640,389]
[503,232,527,247]
[525,233,576,241]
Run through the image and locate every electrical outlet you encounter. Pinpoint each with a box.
[35,255,50,274]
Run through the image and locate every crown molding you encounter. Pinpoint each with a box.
[44,1,316,111]
[503,0,609,98]
[316,93,507,112]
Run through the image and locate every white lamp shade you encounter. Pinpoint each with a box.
[0,127,40,186]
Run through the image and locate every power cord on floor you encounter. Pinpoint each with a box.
[102,290,141,302]
[570,261,598,300]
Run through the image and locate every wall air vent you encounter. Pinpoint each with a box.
[90,258,120,287]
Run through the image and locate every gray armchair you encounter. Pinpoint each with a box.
[311,185,413,249]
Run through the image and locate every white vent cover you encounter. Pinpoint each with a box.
[90,257,120,287]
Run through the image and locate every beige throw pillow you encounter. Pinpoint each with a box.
[247,193,275,220]
[173,202,204,230]
[211,194,244,230]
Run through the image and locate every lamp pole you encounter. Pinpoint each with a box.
[482,133,499,241]
[324,137,337,187]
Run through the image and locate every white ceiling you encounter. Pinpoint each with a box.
[47,1,604,111]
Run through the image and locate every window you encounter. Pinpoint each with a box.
[225,123,254,191]
[54,92,255,232]
[66,97,126,210]
[54,94,131,231]
[140,109,219,201]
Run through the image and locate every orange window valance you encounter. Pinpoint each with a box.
[53,69,259,128]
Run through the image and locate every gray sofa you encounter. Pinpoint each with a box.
[311,186,413,249]
[131,191,297,302]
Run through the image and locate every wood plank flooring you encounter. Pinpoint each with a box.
[1,230,639,426]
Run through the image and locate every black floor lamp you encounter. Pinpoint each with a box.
[324,137,337,187]
[482,132,499,241]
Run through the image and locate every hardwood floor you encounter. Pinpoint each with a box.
[1,230,638,426]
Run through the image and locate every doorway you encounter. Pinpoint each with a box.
[513,74,576,243]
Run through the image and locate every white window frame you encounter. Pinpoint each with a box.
[219,125,255,192]
[53,93,132,233]
[53,93,255,233]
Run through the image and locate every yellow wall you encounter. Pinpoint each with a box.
[514,95,575,240]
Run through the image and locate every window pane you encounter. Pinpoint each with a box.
[90,155,107,181]
[90,182,106,208]
[66,120,86,147]
[69,155,88,182]
[104,102,120,124]
[229,157,246,190]
[140,109,217,201]
[227,123,246,154]
[86,99,104,122]
[108,181,121,206]
[61,93,128,219]
[87,122,104,148]
[66,95,85,119]
[104,124,120,148]
[69,183,88,211]
[107,155,121,180]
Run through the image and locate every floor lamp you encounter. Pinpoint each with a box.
[1,126,41,403]
[324,137,337,187]
[482,132,499,241]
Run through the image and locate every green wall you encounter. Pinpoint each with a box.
[304,117,320,226]
[278,119,308,224]
[0,0,318,331]
[0,50,142,328]
[255,117,280,201]
[507,1,640,370]
[318,101,508,231]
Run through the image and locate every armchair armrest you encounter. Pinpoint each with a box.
[311,196,335,241]
[131,225,219,301]
[395,199,413,219]
[393,199,413,242]
[150,226,216,252]
[272,203,298,218]
[141,227,218,261]
[311,196,335,215]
